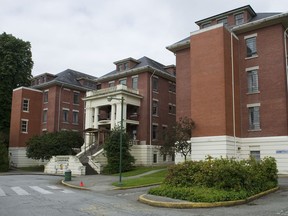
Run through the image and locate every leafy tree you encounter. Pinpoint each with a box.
[26,131,83,160]
[160,117,195,161]
[0,143,9,172]
[0,32,33,146]
[103,127,135,174]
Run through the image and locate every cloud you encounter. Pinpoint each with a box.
[0,0,288,77]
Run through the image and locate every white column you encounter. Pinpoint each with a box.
[111,104,116,129]
[85,107,93,129]
[94,107,99,129]
[116,102,127,129]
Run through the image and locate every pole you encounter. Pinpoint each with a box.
[119,97,123,185]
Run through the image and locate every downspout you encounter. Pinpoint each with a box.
[231,32,239,158]
[57,84,64,131]
[284,28,288,93]
[150,70,156,165]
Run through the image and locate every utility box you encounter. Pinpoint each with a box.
[64,169,72,181]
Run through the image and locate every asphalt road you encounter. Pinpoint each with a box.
[0,175,287,216]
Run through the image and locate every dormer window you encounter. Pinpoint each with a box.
[217,18,228,25]
[235,13,244,25]
[124,62,129,70]
[202,22,211,28]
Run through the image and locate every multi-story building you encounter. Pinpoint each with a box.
[167,5,288,173]
[9,69,97,167]
[81,56,176,167]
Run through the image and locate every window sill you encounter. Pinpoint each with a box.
[72,123,79,125]
[246,91,260,95]
[73,103,80,106]
[248,129,262,132]
[152,115,159,118]
[245,55,258,60]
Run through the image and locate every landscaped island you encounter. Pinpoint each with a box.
[149,156,278,203]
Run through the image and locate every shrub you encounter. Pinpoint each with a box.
[0,143,9,172]
[164,156,277,192]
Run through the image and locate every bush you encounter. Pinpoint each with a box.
[0,143,9,172]
[150,156,278,202]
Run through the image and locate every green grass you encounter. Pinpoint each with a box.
[113,165,167,177]
[113,169,168,187]
[17,165,44,172]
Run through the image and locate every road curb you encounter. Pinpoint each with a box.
[138,186,279,208]
[61,180,90,190]
[113,182,161,190]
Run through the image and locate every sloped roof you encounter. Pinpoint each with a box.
[32,69,97,91]
[99,56,174,80]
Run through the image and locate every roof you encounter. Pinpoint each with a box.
[98,56,175,81]
[32,69,97,91]
[250,12,281,22]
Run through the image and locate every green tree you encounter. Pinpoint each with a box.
[0,143,9,172]
[160,117,195,161]
[0,32,33,146]
[175,117,195,161]
[26,131,83,160]
[103,127,135,174]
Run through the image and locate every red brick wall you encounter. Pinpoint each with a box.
[175,48,191,120]
[9,88,42,147]
[239,24,288,137]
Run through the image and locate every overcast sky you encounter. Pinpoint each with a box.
[1,0,288,77]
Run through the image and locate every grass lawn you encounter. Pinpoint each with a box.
[113,165,167,177]
[112,168,168,188]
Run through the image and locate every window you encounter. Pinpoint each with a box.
[152,100,158,116]
[152,77,158,92]
[153,153,158,163]
[250,150,260,161]
[163,154,167,162]
[124,63,129,70]
[43,90,48,103]
[22,99,29,112]
[132,76,138,89]
[108,81,115,87]
[73,92,80,104]
[169,82,176,93]
[235,13,244,25]
[43,109,48,123]
[247,69,259,93]
[169,104,176,115]
[246,37,257,57]
[63,109,69,123]
[217,18,228,25]
[202,22,211,28]
[73,111,79,124]
[21,119,28,133]
[152,125,158,140]
[119,79,127,86]
[248,106,260,130]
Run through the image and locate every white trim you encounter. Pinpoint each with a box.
[63,88,71,91]
[62,108,70,111]
[244,33,258,40]
[246,66,259,71]
[13,86,42,93]
[191,23,224,36]
[247,103,260,107]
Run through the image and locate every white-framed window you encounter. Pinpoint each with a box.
[247,67,259,93]
[152,124,158,140]
[63,109,69,123]
[217,17,228,25]
[73,91,80,105]
[72,110,79,124]
[152,76,159,92]
[250,150,261,161]
[108,81,115,87]
[169,82,176,93]
[245,34,257,57]
[235,13,244,25]
[152,100,158,116]
[43,90,49,103]
[22,98,29,112]
[119,78,127,86]
[247,104,260,130]
[43,109,48,123]
[168,103,176,115]
[132,76,138,90]
[21,119,28,133]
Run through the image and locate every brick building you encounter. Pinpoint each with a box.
[81,56,176,167]
[9,69,97,167]
[167,5,288,173]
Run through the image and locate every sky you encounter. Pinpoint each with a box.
[1,0,288,78]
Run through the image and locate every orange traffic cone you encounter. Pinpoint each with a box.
[80,181,84,187]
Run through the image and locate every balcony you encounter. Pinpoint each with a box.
[86,84,139,97]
